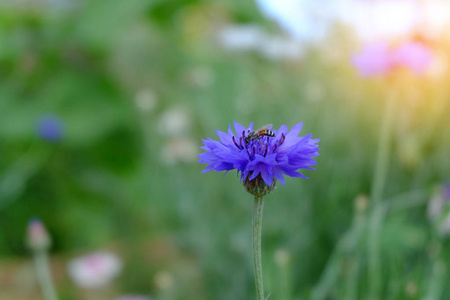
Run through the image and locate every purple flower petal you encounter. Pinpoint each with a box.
[234,121,247,136]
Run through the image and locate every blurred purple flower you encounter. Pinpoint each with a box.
[352,40,432,77]
[198,122,319,186]
[37,116,64,142]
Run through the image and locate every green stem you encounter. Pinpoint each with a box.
[253,195,265,300]
[370,91,396,206]
[424,239,445,300]
[368,89,396,300]
[33,251,59,300]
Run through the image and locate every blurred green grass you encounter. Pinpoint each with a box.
[1,0,450,299]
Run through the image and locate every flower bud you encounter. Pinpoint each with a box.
[354,194,369,214]
[26,218,51,252]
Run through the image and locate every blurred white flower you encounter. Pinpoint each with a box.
[216,24,303,60]
[259,36,302,60]
[68,251,122,288]
[135,88,157,112]
[161,138,198,165]
[217,25,266,52]
[157,108,191,137]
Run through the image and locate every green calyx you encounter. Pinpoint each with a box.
[243,173,277,197]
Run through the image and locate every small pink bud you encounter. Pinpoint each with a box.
[26,218,51,252]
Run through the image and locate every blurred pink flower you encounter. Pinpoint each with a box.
[352,41,393,77]
[352,40,433,77]
[392,41,433,74]
[68,251,122,288]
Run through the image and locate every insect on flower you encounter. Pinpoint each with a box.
[245,124,276,145]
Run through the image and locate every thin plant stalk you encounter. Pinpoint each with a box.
[424,238,446,300]
[311,189,426,300]
[253,195,265,300]
[33,250,59,300]
[368,88,397,300]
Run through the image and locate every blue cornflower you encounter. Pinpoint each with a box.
[37,116,64,142]
[199,122,319,194]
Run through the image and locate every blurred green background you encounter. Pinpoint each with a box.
[1,0,450,299]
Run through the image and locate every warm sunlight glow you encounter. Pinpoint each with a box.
[256,0,450,42]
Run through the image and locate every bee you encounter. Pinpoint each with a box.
[245,124,276,145]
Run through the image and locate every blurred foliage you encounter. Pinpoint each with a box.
[1,0,450,299]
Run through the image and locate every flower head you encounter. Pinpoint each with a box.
[198,122,319,194]
[67,251,122,288]
[37,115,64,142]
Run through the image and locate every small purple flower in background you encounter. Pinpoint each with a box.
[27,218,51,252]
[352,40,433,77]
[37,115,64,142]
[67,251,122,288]
[199,122,319,194]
